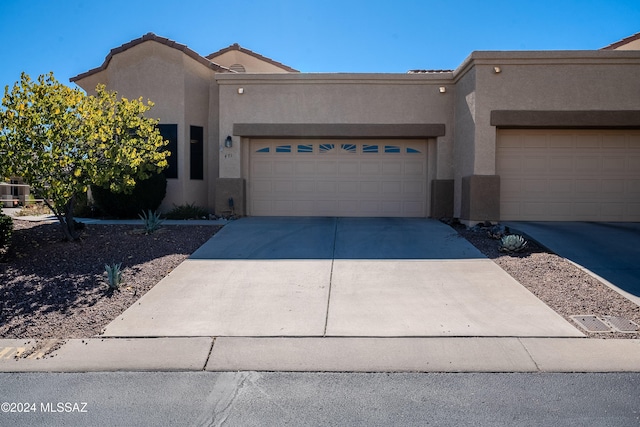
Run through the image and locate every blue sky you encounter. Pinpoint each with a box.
[0,0,638,91]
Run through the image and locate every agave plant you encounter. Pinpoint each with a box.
[139,209,164,234]
[105,262,123,290]
[499,234,528,253]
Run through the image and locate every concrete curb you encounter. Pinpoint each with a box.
[1,337,639,373]
[0,338,213,372]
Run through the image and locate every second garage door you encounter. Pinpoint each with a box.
[248,139,428,217]
[497,129,640,221]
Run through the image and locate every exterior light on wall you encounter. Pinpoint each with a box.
[224,135,233,148]
[238,87,244,94]
[439,86,446,93]
[493,66,502,74]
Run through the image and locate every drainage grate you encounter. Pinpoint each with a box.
[603,316,640,333]
[570,315,613,332]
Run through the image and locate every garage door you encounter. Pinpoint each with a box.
[249,139,427,217]
[497,129,640,221]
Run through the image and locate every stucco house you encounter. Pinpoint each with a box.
[71,32,640,224]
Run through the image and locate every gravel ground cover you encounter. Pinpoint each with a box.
[1,218,638,340]
[0,220,220,339]
[456,223,640,339]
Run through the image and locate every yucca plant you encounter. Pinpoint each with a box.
[498,234,528,253]
[105,262,123,290]
[139,209,164,234]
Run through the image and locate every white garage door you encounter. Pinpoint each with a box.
[249,139,427,217]
[497,129,640,221]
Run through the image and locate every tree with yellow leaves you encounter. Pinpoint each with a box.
[0,72,169,240]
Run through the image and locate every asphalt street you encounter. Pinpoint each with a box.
[1,372,639,426]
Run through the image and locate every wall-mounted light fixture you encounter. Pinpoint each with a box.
[493,66,501,74]
[439,86,446,93]
[224,135,233,148]
[238,87,244,94]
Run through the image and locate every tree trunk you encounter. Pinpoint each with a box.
[64,196,79,241]
[43,196,79,241]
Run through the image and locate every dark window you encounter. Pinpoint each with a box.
[190,125,204,180]
[158,124,178,179]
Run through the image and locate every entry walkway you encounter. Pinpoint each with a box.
[103,217,582,338]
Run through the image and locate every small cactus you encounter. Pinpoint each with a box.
[139,209,164,234]
[105,263,123,289]
[499,234,528,253]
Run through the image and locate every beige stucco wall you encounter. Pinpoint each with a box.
[183,53,214,209]
[452,66,476,216]
[73,40,217,212]
[215,73,456,183]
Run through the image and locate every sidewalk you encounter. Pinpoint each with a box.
[1,337,639,372]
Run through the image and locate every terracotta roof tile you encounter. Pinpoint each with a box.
[206,43,299,72]
[601,32,640,50]
[70,32,231,82]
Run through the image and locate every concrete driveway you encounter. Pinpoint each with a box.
[103,217,582,338]
[505,222,640,304]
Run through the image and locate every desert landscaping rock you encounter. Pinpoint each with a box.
[457,225,640,339]
[0,220,220,339]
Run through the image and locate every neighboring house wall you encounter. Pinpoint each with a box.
[453,50,640,222]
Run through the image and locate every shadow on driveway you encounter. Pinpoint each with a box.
[189,217,483,260]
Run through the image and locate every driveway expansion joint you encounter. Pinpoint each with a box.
[323,217,339,336]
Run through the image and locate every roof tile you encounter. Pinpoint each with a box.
[70,32,232,82]
[206,43,299,72]
[601,32,640,50]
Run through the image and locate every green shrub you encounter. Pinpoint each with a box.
[0,213,13,257]
[91,172,167,218]
[165,202,209,220]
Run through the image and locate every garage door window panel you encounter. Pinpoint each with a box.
[319,144,335,153]
[363,145,378,153]
[341,144,356,153]
[384,145,401,153]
